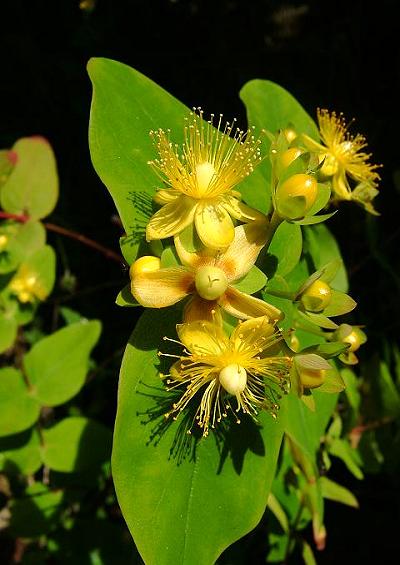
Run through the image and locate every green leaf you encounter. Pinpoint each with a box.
[59,306,83,325]
[341,368,361,411]
[282,391,338,458]
[264,221,302,278]
[301,540,317,565]
[88,57,190,234]
[306,183,331,216]
[304,224,348,292]
[24,320,101,406]
[116,284,139,307]
[0,428,42,475]
[0,367,40,437]
[42,417,112,472]
[160,245,180,268]
[320,476,359,508]
[9,483,64,538]
[1,137,58,220]
[0,220,46,275]
[112,308,283,564]
[0,315,17,353]
[322,290,356,317]
[296,309,338,330]
[329,438,364,479]
[239,79,319,212]
[295,211,336,225]
[232,265,267,294]
[267,493,289,533]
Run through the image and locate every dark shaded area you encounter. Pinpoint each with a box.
[1,0,399,562]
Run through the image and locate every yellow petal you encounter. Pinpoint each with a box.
[194,202,235,250]
[130,267,194,308]
[217,223,268,282]
[146,196,196,241]
[184,295,222,325]
[153,189,181,205]
[219,286,283,321]
[222,195,266,223]
[176,320,228,355]
[231,316,275,348]
[332,170,352,200]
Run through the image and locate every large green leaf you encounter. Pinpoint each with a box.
[0,367,40,437]
[23,320,101,406]
[42,417,112,472]
[88,57,190,234]
[239,79,319,211]
[112,308,284,565]
[0,137,58,220]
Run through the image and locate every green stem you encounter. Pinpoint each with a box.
[264,210,283,251]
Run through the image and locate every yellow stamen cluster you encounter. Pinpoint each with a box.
[159,318,291,437]
[149,109,262,200]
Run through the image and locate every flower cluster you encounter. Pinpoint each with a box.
[126,107,374,435]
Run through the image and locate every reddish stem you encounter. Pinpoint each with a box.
[0,211,29,222]
[44,222,123,264]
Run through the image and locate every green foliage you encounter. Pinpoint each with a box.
[113,308,284,564]
[42,417,112,472]
[0,367,41,437]
[24,320,101,406]
[0,137,58,220]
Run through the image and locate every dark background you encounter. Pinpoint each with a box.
[1,0,399,562]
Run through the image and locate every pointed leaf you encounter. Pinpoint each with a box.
[112,308,284,564]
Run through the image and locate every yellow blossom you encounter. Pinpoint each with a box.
[146,109,264,249]
[131,223,282,323]
[9,265,47,303]
[302,109,381,213]
[160,316,291,436]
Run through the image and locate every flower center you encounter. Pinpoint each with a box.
[195,162,216,196]
[195,265,228,300]
[219,364,247,395]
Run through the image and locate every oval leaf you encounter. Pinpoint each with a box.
[0,137,58,220]
[23,320,101,406]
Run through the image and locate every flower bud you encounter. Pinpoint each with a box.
[278,147,303,170]
[129,255,161,278]
[195,266,228,300]
[301,280,332,312]
[298,367,327,389]
[219,364,247,395]
[335,325,366,352]
[276,173,318,220]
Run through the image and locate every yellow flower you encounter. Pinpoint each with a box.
[9,265,48,303]
[160,316,291,436]
[131,223,282,323]
[303,109,381,213]
[146,109,264,249]
[0,234,9,252]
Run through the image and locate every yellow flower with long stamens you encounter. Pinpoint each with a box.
[131,223,282,323]
[146,108,264,249]
[302,109,381,213]
[159,316,291,437]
